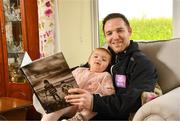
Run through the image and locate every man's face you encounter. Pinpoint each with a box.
[104,18,132,53]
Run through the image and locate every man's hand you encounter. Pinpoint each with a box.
[65,88,93,111]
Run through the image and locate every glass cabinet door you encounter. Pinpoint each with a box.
[3,0,25,83]
[0,0,39,100]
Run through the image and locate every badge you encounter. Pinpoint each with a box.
[115,74,126,88]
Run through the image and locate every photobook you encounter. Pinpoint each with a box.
[20,52,78,113]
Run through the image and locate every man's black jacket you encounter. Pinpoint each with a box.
[92,40,158,120]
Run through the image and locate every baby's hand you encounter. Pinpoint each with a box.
[141,92,158,105]
[146,92,158,102]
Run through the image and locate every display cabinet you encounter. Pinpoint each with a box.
[0,0,40,100]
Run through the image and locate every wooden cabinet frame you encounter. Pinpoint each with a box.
[0,0,40,100]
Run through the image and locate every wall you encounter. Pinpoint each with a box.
[173,0,180,38]
[57,0,180,68]
[57,0,93,68]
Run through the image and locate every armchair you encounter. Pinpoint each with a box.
[132,39,180,121]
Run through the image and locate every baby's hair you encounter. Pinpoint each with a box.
[88,48,112,71]
[92,48,112,60]
[80,48,112,71]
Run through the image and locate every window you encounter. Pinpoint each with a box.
[98,0,173,46]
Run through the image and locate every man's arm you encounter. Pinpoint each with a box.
[92,58,157,119]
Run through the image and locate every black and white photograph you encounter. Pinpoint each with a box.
[21,52,78,113]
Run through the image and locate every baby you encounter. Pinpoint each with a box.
[35,48,115,121]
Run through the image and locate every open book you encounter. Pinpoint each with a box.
[20,52,78,113]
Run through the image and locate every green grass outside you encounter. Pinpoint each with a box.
[99,18,172,47]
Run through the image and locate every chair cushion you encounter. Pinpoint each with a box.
[132,87,180,121]
[144,114,165,121]
[138,39,180,93]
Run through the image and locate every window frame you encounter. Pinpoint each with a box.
[91,0,179,49]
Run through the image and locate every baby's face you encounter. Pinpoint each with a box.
[89,49,111,72]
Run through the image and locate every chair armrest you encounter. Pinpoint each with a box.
[132,87,180,121]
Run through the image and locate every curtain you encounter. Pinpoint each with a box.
[37,0,56,57]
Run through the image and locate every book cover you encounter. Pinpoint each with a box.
[21,52,78,113]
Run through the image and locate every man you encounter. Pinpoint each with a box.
[65,13,158,120]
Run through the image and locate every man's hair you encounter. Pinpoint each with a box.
[102,13,130,33]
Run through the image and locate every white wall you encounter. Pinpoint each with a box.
[57,0,93,68]
[56,0,180,68]
[173,0,180,38]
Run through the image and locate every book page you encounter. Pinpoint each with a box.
[20,52,78,113]
[20,52,32,67]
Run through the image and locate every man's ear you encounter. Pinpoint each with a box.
[128,27,132,36]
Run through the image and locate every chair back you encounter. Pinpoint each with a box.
[138,39,180,93]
